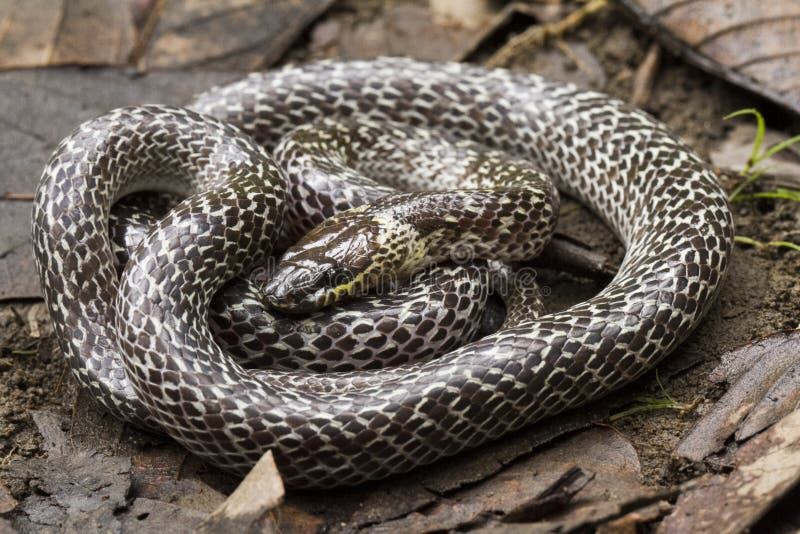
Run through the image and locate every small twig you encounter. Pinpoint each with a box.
[630,43,661,107]
[485,0,607,68]
[532,233,617,280]
[55,360,69,394]
[608,398,695,422]
[1,192,35,201]
[8,306,24,325]
[0,446,18,466]
[128,0,168,68]
[592,421,629,440]
[554,38,592,75]
[559,202,583,217]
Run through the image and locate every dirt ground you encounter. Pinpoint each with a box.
[1,1,799,532]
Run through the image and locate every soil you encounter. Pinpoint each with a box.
[1,0,798,530]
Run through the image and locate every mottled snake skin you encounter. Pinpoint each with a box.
[32,58,733,488]
[105,121,547,374]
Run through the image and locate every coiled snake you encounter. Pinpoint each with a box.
[32,58,733,488]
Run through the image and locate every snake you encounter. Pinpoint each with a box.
[32,58,733,488]
[104,120,546,373]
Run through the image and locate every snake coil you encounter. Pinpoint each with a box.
[33,58,733,488]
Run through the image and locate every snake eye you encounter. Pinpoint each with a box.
[325,266,355,287]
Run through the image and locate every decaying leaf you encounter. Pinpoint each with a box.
[195,451,284,534]
[662,408,800,534]
[675,330,800,463]
[0,68,240,301]
[357,428,657,533]
[336,3,481,61]
[0,0,135,69]
[429,0,493,30]
[617,0,800,117]
[736,359,800,441]
[276,399,627,532]
[3,452,132,532]
[121,499,207,534]
[0,481,17,515]
[142,0,333,70]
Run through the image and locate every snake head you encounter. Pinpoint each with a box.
[263,214,399,314]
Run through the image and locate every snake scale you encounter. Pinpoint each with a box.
[32,58,733,488]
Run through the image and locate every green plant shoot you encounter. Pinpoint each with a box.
[724,108,800,253]
[724,108,800,202]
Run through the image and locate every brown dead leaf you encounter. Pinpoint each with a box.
[0,67,240,301]
[0,0,135,69]
[0,481,16,515]
[30,410,71,457]
[675,330,800,463]
[662,408,800,534]
[364,428,655,533]
[195,451,284,534]
[429,0,493,30]
[338,3,481,61]
[736,359,800,441]
[597,501,672,534]
[122,499,208,534]
[142,0,333,70]
[617,0,800,117]
[3,452,132,532]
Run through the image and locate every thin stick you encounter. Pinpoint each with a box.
[128,0,168,67]
[631,43,661,107]
[1,192,35,200]
[485,0,607,68]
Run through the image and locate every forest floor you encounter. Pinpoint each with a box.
[1,1,799,532]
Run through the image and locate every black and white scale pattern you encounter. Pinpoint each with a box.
[32,58,733,488]
[104,119,547,373]
[109,204,503,373]
[210,264,499,372]
[267,118,558,313]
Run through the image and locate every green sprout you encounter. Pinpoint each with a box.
[608,371,694,423]
[733,236,800,253]
[724,108,800,253]
[724,108,800,201]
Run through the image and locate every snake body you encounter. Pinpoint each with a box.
[33,58,733,488]
[110,202,500,372]
[105,119,546,373]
